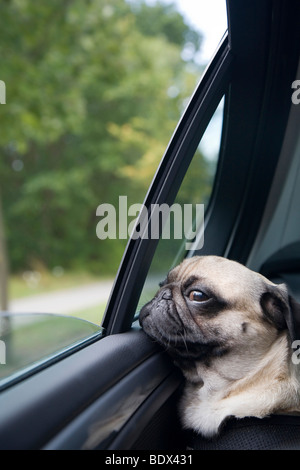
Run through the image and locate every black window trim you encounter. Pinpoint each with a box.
[223,0,300,264]
[102,34,233,335]
[102,0,300,336]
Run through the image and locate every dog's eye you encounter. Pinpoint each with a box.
[188,290,209,302]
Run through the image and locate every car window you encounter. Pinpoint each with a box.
[248,104,300,273]
[0,313,102,389]
[0,0,226,324]
[137,96,225,313]
[0,0,227,386]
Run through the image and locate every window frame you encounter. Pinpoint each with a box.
[102,0,300,336]
[102,34,233,335]
[210,0,300,264]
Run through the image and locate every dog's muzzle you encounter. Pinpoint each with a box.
[139,288,225,362]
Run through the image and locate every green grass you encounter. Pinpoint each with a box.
[0,313,103,379]
[0,272,111,383]
[73,302,108,325]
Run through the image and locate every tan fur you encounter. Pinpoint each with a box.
[140,256,300,437]
[180,330,300,437]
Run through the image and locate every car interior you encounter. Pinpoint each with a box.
[1,0,300,450]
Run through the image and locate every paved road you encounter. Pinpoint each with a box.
[8,280,114,315]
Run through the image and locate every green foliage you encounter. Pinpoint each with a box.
[129,0,202,51]
[0,0,207,276]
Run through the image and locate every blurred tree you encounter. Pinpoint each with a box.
[0,0,206,279]
[0,189,8,310]
[129,0,202,52]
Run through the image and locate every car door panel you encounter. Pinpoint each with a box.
[44,355,183,450]
[0,329,183,450]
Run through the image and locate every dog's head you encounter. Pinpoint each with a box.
[139,256,300,379]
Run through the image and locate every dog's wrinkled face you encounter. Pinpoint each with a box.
[139,256,296,380]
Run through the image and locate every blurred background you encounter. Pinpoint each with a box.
[0,0,226,324]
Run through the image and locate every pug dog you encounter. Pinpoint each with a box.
[139,255,300,438]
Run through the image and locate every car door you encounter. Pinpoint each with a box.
[0,0,299,451]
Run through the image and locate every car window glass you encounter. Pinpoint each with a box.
[137,96,225,313]
[0,313,102,389]
[0,0,227,383]
[0,0,227,328]
[248,108,300,273]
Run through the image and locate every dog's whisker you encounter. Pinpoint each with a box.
[179,331,189,353]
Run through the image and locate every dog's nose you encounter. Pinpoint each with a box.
[161,288,172,300]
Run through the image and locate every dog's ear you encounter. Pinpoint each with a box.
[260,283,300,343]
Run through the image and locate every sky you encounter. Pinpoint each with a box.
[143,0,228,64]
[173,0,227,64]
[130,0,228,64]
[128,0,228,159]
[160,0,228,160]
